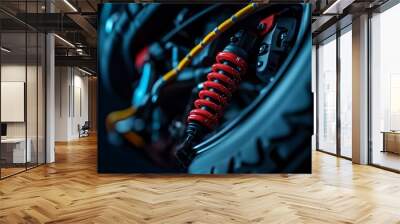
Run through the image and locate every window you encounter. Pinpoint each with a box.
[312,45,317,151]
[317,36,337,154]
[371,3,400,171]
[339,27,352,158]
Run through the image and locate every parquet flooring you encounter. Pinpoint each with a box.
[1,135,400,223]
[1,167,26,178]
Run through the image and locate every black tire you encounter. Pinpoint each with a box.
[188,4,312,174]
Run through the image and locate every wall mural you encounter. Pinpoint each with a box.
[98,3,312,174]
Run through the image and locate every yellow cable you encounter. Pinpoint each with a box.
[106,106,136,130]
[162,3,258,82]
[123,132,145,148]
[106,106,145,147]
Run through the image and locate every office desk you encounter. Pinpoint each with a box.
[1,138,31,163]
[382,131,400,154]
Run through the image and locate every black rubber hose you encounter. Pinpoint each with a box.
[160,4,220,44]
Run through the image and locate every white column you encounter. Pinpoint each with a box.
[352,14,369,164]
[46,1,55,163]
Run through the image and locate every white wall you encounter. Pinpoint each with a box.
[1,65,39,137]
[1,63,46,164]
[72,73,89,138]
[55,66,89,141]
[1,65,27,139]
[55,66,69,141]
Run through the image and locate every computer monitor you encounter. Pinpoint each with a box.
[1,123,7,137]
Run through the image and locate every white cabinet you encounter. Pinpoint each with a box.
[1,138,32,163]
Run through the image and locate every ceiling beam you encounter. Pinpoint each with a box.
[67,13,97,45]
[55,55,96,72]
[322,0,356,14]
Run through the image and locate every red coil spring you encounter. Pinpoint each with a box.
[187,51,248,130]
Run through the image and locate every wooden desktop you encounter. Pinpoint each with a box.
[382,131,400,154]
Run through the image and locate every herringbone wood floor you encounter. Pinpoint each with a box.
[1,135,400,224]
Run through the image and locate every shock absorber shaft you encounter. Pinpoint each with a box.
[176,30,258,166]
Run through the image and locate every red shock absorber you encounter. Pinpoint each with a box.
[188,51,248,130]
[175,30,258,167]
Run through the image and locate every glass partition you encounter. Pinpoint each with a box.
[0,0,46,179]
[1,30,28,177]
